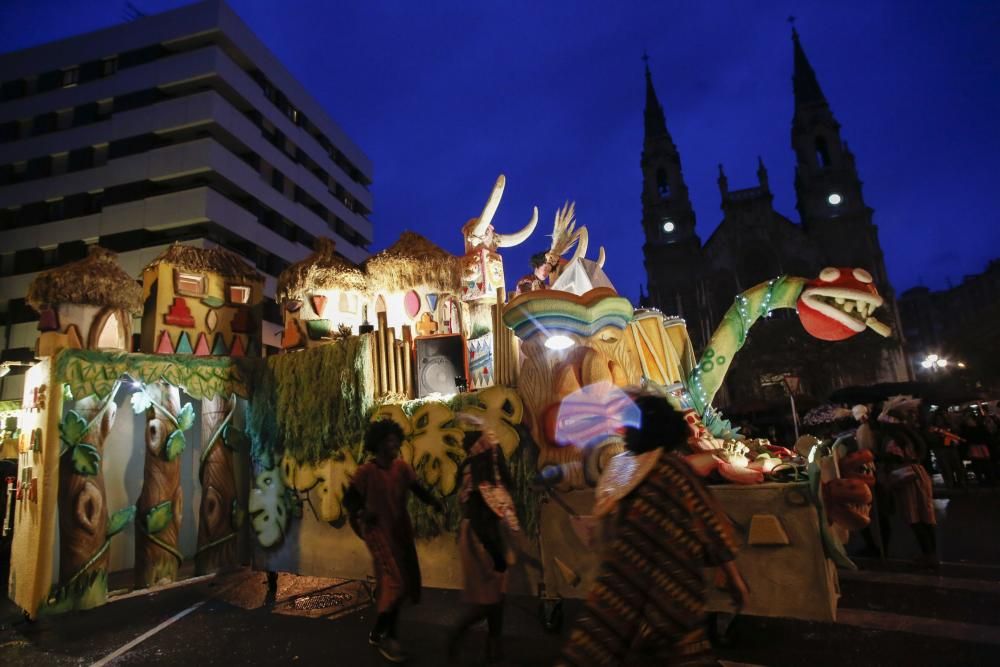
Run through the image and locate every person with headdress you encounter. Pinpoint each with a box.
[447,421,516,664]
[878,397,938,569]
[344,419,443,663]
[557,393,747,666]
[513,250,556,296]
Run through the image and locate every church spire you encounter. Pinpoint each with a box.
[791,25,829,112]
[643,53,670,139]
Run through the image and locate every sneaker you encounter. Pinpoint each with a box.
[377,637,407,663]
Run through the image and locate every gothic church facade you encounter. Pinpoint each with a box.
[641,29,910,410]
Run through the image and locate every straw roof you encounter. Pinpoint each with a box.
[363,231,462,293]
[144,243,263,283]
[276,237,368,303]
[27,246,143,314]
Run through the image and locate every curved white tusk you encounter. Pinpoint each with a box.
[496,205,539,248]
[596,246,606,269]
[569,227,589,263]
[470,174,506,238]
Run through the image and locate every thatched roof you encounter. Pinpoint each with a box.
[144,243,263,283]
[27,246,143,314]
[363,231,461,293]
[276,237,368,303]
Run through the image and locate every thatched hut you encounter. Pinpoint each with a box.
[27,246,142,355]
[362,231,464,336]
[275,237,368,349]
[140,243,264,357]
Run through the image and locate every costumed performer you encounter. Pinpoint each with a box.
[344,419,444,663]
[557,393,748,666]
[447,424,517,664]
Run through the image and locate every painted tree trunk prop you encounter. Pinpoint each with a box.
[56,391,116,608]
[135,381,187,587]
[196,394,238,574]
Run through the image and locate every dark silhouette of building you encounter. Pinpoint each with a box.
[899,260,1000,394]
[641,28,909,410]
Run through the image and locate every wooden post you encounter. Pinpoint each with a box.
[401,325,414,398]
[136,381,183,588]
[385,325,398,394]
[58,389,118,607]
[376,311,389,396]
[196,394,237,575]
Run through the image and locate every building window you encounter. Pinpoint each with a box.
[815,136,831,168]
[656,168,670,198]
[174,271,207,296]
[62,67,80,88]
[102,57,118,77]
[228,285,251,304]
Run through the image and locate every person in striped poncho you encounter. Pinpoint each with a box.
[558,393,748,666]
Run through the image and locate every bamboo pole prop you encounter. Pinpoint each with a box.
[196,394,237,575]
[401,325,414,399]
[394,341,404,395]
[385,324,398,395]
[136,381,183,588]
[376,311,389,396]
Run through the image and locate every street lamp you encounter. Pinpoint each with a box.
[920,354,949,371]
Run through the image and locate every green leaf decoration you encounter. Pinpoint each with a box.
[62,383,74,401]
[221,423,247,451]
[176,402,196,431]
[71,444,101,476]
[165,429,186,462]
[60,410,89,448]
[107,505,136,537]
[201,295,225,308]
[145,500,174,534]
[130,389,152,414]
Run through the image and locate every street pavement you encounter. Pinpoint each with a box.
[1,489,998,666]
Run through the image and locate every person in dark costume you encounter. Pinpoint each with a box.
[344,419,443,663]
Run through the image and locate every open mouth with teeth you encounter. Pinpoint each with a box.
[797,267,892,341]
[823,478,874,530]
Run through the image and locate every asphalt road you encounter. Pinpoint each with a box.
[1,489,998,666]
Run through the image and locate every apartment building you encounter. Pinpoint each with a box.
[0,0,374,401]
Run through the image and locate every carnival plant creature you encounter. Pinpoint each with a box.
[686,267,892,415]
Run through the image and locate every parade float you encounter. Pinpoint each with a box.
[6,175,889,627]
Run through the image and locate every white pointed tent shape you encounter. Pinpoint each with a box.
[550,257,615,296]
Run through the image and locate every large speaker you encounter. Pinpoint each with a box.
[414,333,469,397]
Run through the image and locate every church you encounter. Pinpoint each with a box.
[640,28,910,412]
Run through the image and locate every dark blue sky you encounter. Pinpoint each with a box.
[3,1,998,303]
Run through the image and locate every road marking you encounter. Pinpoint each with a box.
[837,609,1000,645]
[840,569,1000,593]
[89,600,206,667]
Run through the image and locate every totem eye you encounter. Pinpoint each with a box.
[852,268,873,284]
[819,267,840,282]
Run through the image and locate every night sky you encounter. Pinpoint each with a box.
[2,1,998,303]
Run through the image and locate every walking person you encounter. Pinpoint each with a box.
[878,401,939,570]
[344,419,443,663]
[557,392,748,666]
[447,425,516,664]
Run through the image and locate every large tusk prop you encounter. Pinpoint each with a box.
[596,246,606,269]
[470,174,506,238]
[865,316,891,337]
[569,227,589,263]
[496,206,539,248]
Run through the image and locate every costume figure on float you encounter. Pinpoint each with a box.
[558,393,747,666]
[344,419,443,663]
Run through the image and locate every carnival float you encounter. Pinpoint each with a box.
[5,174,890,626]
